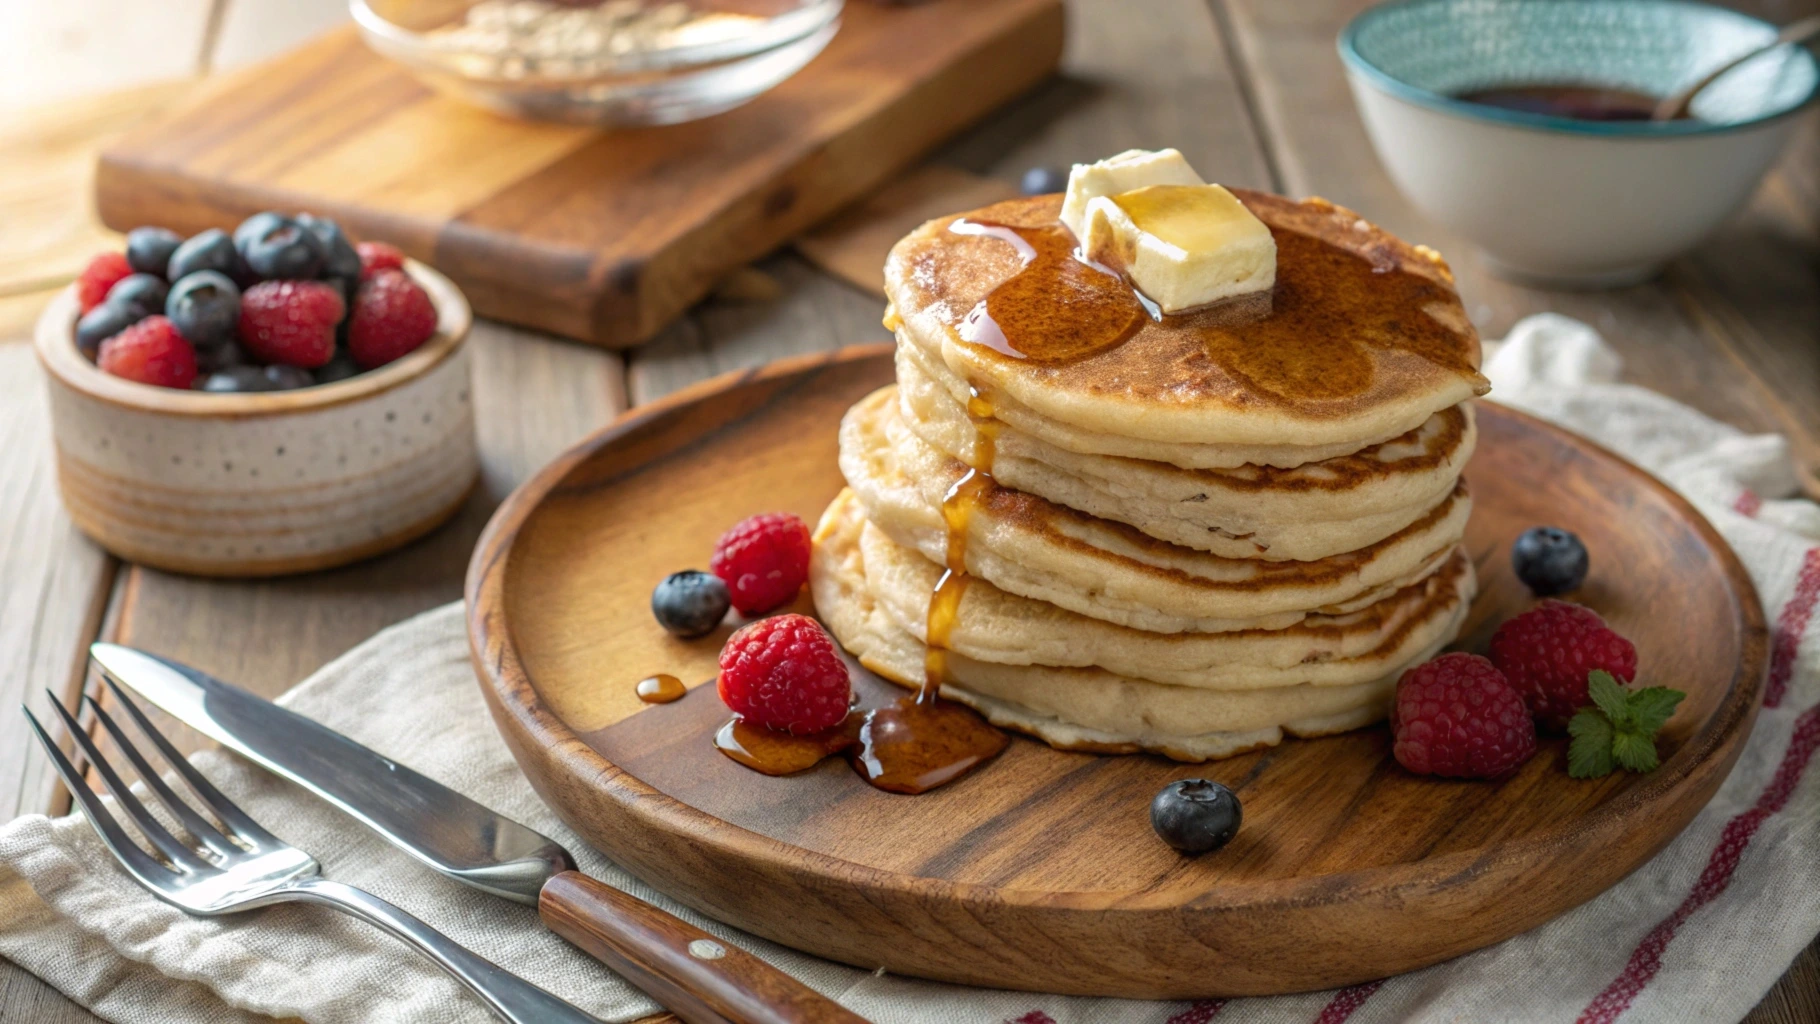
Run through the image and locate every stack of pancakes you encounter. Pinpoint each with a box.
[810,188,1490,761]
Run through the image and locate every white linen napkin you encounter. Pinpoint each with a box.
[3,313,1817,1024]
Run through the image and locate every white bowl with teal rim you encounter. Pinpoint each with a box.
[1339,0,1819,288]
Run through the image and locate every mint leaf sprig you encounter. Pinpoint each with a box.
[1566,671,1686,779]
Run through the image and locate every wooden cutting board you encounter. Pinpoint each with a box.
[466,346,1768,998]
[92,0,1063,348]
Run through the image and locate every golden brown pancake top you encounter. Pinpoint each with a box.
[886,190,1490,424]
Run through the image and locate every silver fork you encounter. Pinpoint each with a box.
[24,682,604,1024]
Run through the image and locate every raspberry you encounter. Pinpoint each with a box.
[97,316,196,389]
[717,614,851,733]
[347,270,437,369]
[77,252,134,313]
[238,280,344,369]
[1391,653,1536,779]
[711,512,812,616]
[356,241,406,280]
[1490,600,1638,733]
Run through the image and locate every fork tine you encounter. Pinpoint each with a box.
[98,675,281,848]
[83,693,239,859]
[22,705,179,887]
[45,692,212,873]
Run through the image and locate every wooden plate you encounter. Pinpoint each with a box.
[467,345,1767,998]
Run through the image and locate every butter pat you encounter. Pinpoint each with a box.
[1058,149,1204,241]
[1082,184,1276,313]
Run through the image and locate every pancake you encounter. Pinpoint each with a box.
[884,190,1489,453]
[810,495,1466,761]
[840,385,1471,633]
[894,326,1413,470]
[897,344,1476,561]
[829,489,1475,689]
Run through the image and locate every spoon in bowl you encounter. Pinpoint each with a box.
[1652,14,1820,121]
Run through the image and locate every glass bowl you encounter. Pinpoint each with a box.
[352,0,843,126]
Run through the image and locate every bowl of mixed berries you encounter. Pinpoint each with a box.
[33,211,479,577]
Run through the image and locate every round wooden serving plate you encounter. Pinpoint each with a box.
[467,344,1767,998]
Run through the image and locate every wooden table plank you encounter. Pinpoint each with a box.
[0,968,120,1024]
[940,0,1273,189]
[0,80,202,299]
[627,255,889,405]
[0,345,115,822]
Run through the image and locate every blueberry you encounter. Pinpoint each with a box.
[125,227,183,278]
[201,366,274,393]
[295,213,362,281]
[1150,779,1242,854]
[1019,166,1068,196]
[167,229,239,281]
[262,364,316,390]
[195,340,251,374]
[651,570,731,638]
[1511,526,1588,596]
[241,215,326,281]
[313,352,362,385]
[75,302,146,356]
[233,212,287,254]
[165,271,241,347]
[106,273,169,317]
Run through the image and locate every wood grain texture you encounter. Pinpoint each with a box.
[539,871,866,1024]
[796,166,1019,296]
[92,0,1065,349]
[628,254,889,405]
[0,346,115,822]
[0,79,201,299]
[467,346,1767,998]
[0,968,122,1024]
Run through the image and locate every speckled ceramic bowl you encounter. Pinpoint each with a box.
[1340,0,1820,287]
[34,261,477,577]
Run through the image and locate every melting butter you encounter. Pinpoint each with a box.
[1082,182,1276,314]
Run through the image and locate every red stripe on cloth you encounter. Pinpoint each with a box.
[1733,490,1763,518]
[1165,1000,1226,1024]
[1008,1012,1055,1024]
[1313,981,1384,1023]
[1766,548,1820,708]
[1576,701,1820,1024]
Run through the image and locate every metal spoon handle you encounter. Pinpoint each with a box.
[1654,14,1820,121]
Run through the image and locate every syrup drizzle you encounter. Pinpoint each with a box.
[922,385,998,694]
[950,219,1148,363]
[635,673,686,704]
[709,382,1010,795]
[715,715,860,775]
[943,199,1478,407]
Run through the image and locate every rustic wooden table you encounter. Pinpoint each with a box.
[2,1,1816,1021]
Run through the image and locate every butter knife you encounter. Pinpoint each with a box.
[89,643,866,1024]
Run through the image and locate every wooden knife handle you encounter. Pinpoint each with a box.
[539,870,869,1024]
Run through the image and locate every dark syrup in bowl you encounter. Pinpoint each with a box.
[1453,83,1687,122]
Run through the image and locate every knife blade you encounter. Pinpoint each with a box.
[89,643,570,903]
[90,643,867,1024]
